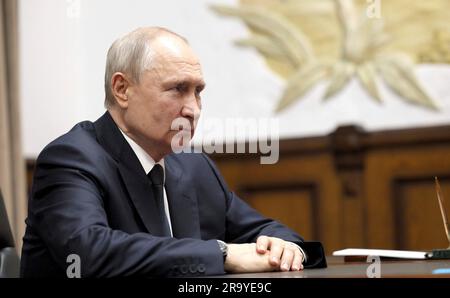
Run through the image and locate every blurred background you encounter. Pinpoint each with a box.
[1,0,450,255]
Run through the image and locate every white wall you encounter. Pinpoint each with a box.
[19,0,450,158]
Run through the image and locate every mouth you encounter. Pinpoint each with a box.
[173,123,195,133]
[172,127,194,138]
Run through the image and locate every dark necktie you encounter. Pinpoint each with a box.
[147,164,171,237]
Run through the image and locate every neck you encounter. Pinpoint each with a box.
[108,108,168,162]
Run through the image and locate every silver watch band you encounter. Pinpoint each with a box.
[217,240,228,261]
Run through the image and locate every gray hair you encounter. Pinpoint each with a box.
[104,27,187,108]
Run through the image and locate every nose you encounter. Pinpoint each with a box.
[180,95,201,122]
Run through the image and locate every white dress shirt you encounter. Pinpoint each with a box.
[119,130,173,237]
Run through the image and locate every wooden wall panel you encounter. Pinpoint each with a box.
[395,178,450,251]
[244,188,316,241]
[365,144,450,250]
[211,125,450,254]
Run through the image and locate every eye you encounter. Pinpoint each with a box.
[195,85,204,98]
[171,83,187,93]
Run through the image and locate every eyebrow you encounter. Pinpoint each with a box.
[163,78,205,89]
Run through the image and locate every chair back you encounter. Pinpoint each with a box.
[0,189,20,278]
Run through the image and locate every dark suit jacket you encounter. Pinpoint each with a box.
[21,112,326,277]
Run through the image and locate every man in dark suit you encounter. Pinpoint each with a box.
[21,27,325,277]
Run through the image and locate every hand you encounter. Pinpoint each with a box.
[224,243,274,273]
[256,236,304,271]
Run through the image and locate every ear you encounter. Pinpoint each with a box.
[111,72,131,109]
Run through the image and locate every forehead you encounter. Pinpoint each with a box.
[147,35,204,83]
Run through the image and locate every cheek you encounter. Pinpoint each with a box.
[130,92,183,136]
[151,105,183,137]
[161,103,184,122]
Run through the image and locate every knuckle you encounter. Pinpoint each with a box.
[258,235,268,242]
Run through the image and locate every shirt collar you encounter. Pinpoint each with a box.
[119,128,165,180]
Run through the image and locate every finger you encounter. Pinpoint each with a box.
[256,236,269,254]
[268,238,284,266]
[280,248,295,271]
[290,247,304,271]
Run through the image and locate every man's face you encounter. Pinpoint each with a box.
[123,36,204,158]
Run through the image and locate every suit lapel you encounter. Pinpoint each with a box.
[93,112,169,236]
[165,155,201,239]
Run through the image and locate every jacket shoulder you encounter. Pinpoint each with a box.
[36,121,111,172]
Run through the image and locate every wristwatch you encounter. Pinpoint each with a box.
[217,240,228,261]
